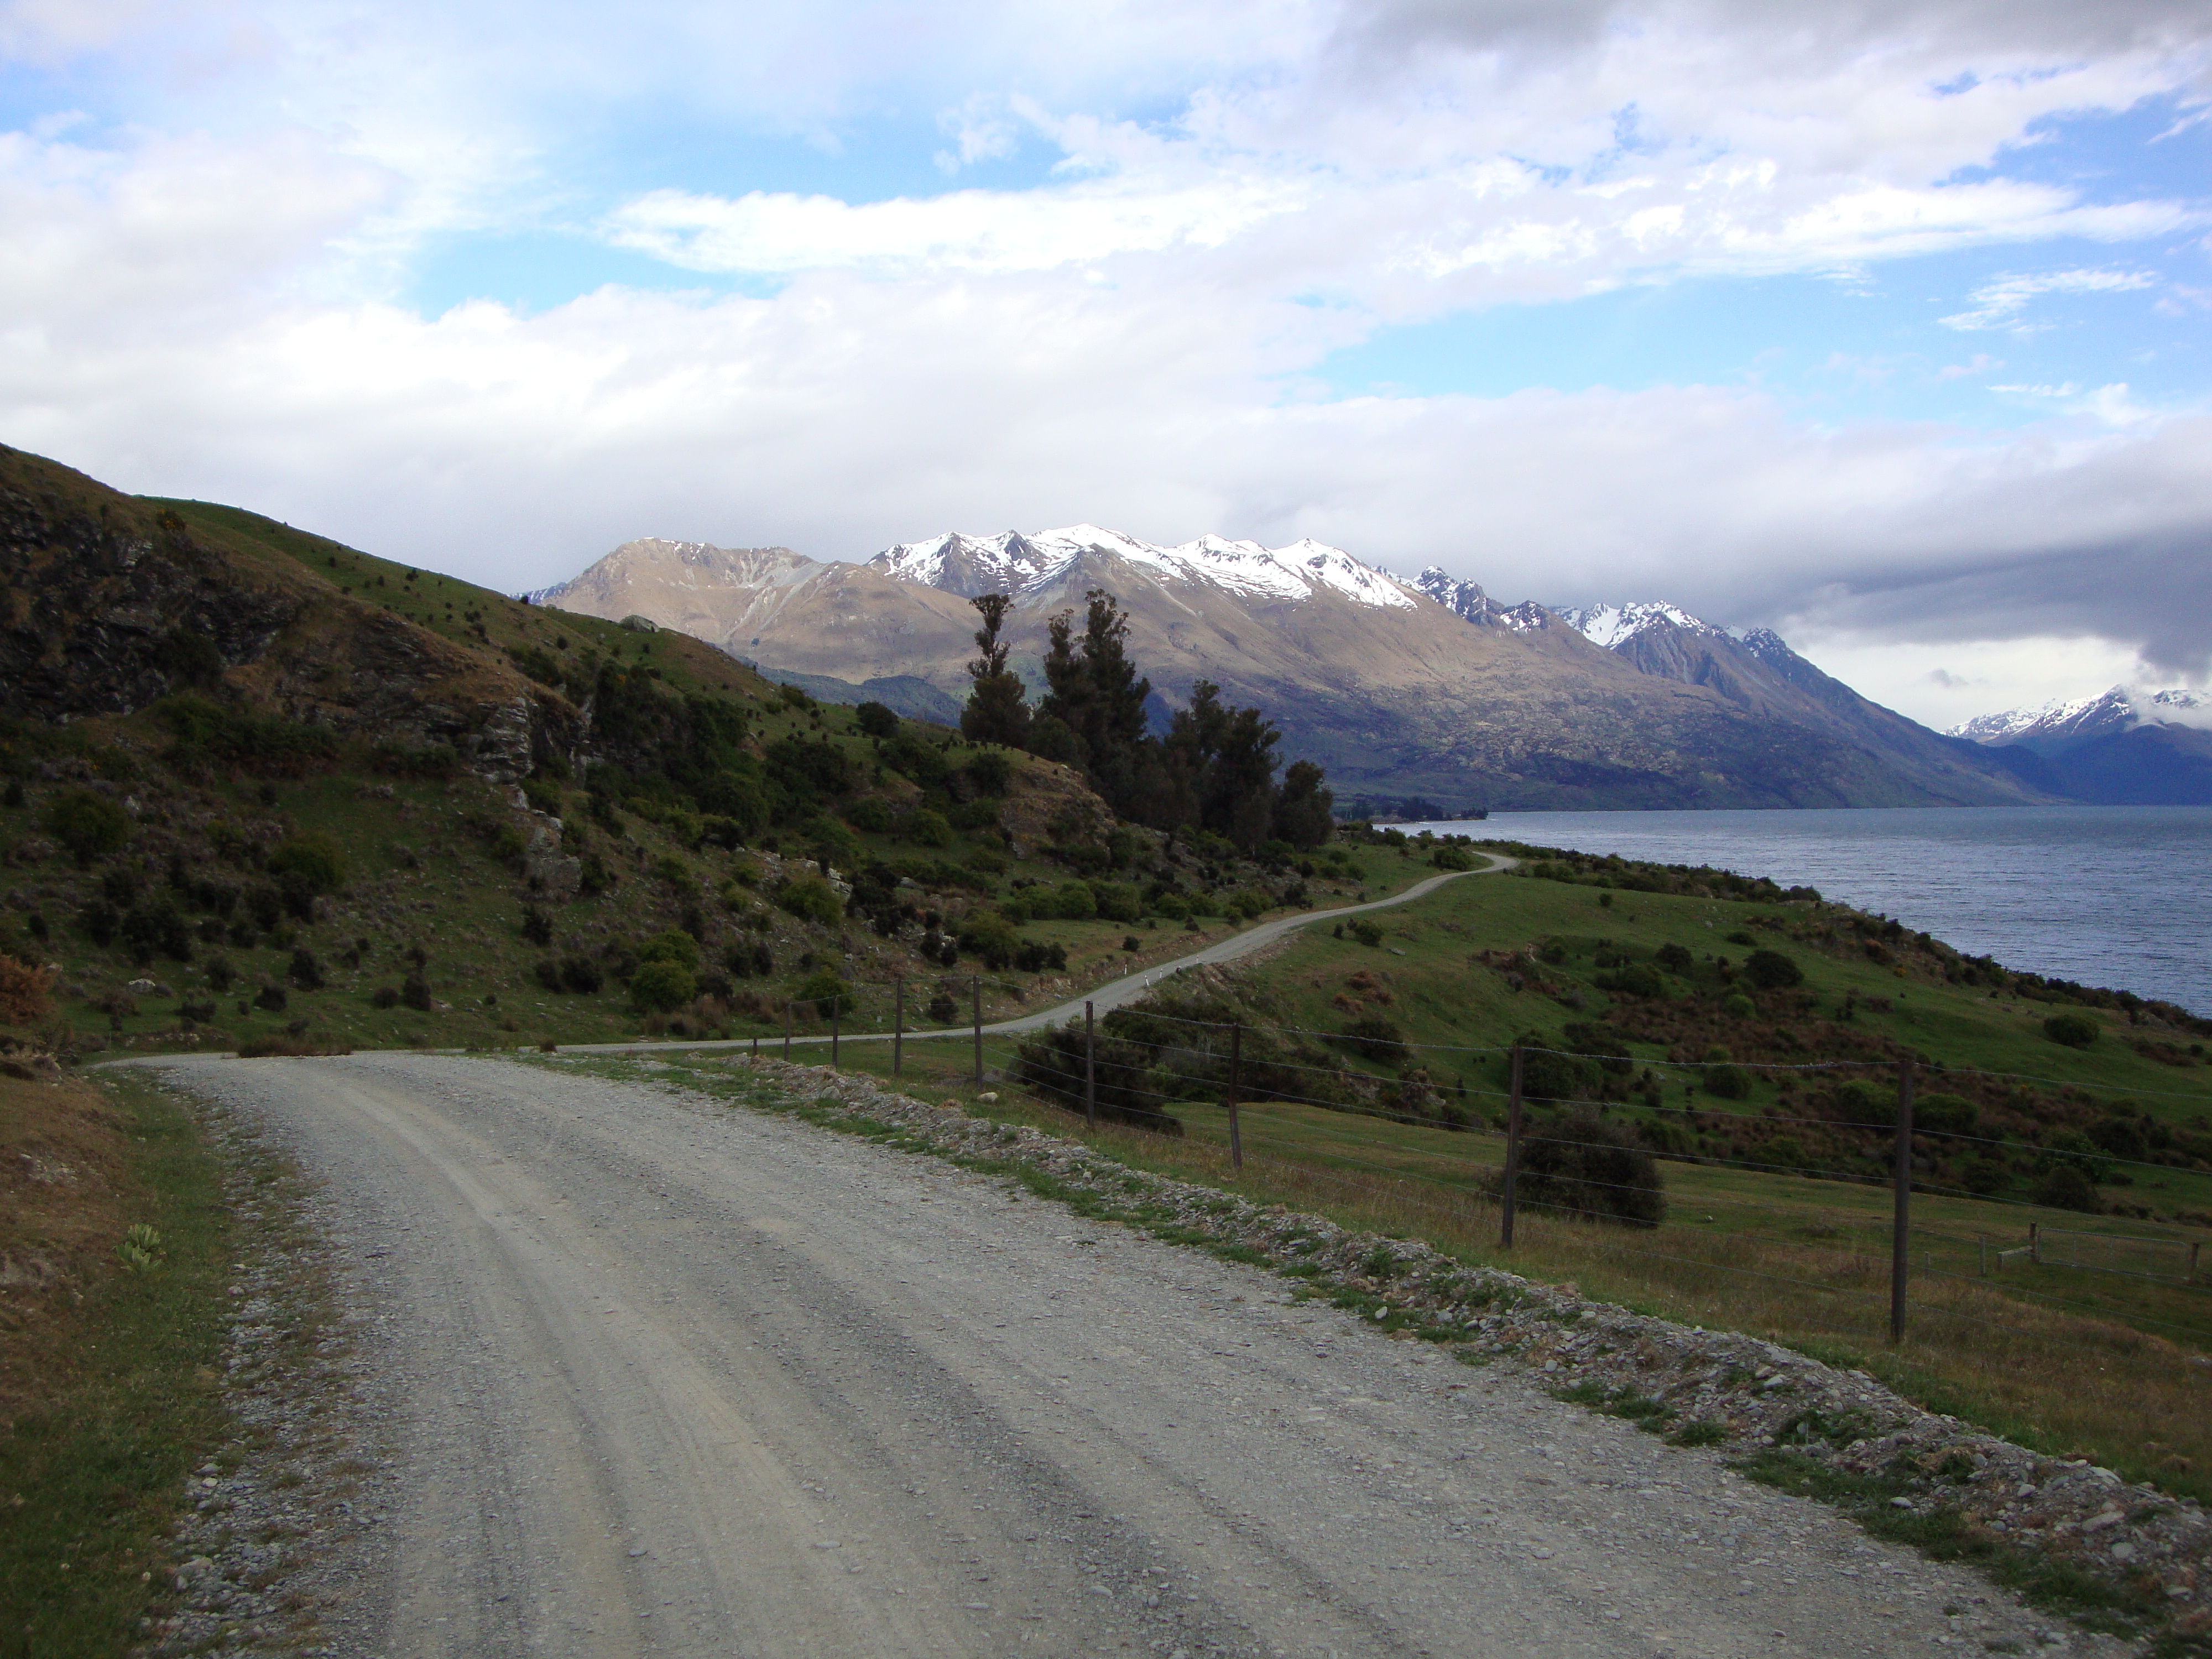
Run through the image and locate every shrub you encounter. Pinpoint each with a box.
[48,791,131,864]
[1519,1047,1600,1104]
[899,808,953,848]
[775,877,844,927]
[1914,1091,1978,1136]
[1740,948,1802,989]
[0,956,56,1025]
[723,941,774,979]
[253,983,289,1013]
[266,832,346,893]
[204,957,236,992]
[927,990,960,1024]
[1348,919,1383,947]
[629,959,697,1013]
[1329,1016,1406,1066]
[1013,940,1068,973]
[2032,1164,2100,1213]
[1014,1025,1180,1134]
[1046,880,1097,921]
[1655,942,1693,973]
[1702,1062,1751,1099]
[843,798,893,833]
[954,906,1020,970]
[854,701,900,739]
[558,954,603,994]
[286,948,323,990]
[792,968,854,1018]
[1151,893,1190,921]
[1599,962,1663,998]
[1087,880,1142,923]
[1833,1078,1896,1128]
[371,985,400,1009]
[521,905,554,947]
[2043,1012,2099,1048]
[1431,843,1478,872]
[400,972,433,1012]
[963,749,1013,795]
[637,929,700,972]
[1720,993,1756,1019]
[1515,1110,1665,1227]
[2087,1113,2147,1161]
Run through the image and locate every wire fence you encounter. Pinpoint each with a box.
[690,974,2212,1354]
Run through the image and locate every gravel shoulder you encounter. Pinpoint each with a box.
[147,1048,2094,1658]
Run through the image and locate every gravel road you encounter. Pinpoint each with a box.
[161,1050,2066,1658]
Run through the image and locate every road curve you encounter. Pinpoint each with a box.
[155,1050,2023,1657]
[576,853,1513,1058]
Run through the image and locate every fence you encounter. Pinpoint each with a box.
[691,974,2212,1353]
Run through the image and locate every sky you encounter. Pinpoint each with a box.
[2,0,2208,728]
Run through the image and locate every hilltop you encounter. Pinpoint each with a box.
[0,446,1387,1063]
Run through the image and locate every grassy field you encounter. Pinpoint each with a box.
[662,849,2212,1502]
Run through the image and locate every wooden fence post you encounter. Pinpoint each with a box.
[783,1000,792,1062]
[893,977,904,1076]
[1226,1022,1243,1175]
[1891,1056,1916,1345]
[972,974,983,1085]
[1084,1000,1097,1130]
[830,998,839,1069]
[1501,1042,1524,1248]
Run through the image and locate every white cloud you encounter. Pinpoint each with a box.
[1940,267,2161,331]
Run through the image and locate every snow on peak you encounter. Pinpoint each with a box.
[1952,685,2211,744]
[1557,601,1725,651]
[870,525,1417,608]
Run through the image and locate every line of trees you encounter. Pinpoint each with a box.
[959,589,1333,853]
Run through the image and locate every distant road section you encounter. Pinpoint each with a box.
[156,1050,2013,1657]
[578,853,1512,1058]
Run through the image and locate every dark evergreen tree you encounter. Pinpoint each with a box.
[960,593,1032,748]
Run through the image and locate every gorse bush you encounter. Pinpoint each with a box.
[1742,948,1803,989]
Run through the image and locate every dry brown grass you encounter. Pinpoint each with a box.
[0,1071,131,1428]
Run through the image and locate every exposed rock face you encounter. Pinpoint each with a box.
[0,472,301,720]
[0,446,577,785]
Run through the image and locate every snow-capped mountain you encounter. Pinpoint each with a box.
[874,526,1418,610]
[1412,568,1553,634]
[1951,686,2209,749]
[1555,601,1729,650]
[540,526,2052,811]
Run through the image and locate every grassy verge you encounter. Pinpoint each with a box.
[0,1071,233,1657]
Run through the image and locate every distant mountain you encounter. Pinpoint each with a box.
[1950,687,2212,804]
[540,528,2051,812]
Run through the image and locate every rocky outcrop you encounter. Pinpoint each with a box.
[0,446,578,785]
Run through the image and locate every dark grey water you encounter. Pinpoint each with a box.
[1402,805,2212,1016]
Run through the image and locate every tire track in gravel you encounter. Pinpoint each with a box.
[150,1049,2072,1658]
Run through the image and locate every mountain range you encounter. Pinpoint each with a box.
[1949,687,2212,806]
[536,527,2049,812]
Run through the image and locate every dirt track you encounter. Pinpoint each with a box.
[158,1051,2067,1657]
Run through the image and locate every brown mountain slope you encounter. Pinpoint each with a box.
[542,529,2049,811]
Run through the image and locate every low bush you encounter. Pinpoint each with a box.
[1702,1062,1751,1099]
[791,968,854,1018]
[48,790,132,865]
[1513,1109,1665,1227]
[1014,1025,1181,1134]
[775,877,844,927]
[400,972,433,1012]
[1741,948,1803,989]
[637,929,700,972]
[2043,1012,2099,1048]
[629,959,697,1014]
[2032,1163,2100,1212]
[1348,919,1383,948]
[1329,1016,1406,1066]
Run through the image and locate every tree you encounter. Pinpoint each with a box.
[1275,760,1334,849]
[855,701,900,739]
[1038,592,1151,806]
[961,594,1032,747]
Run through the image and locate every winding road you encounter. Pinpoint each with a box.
[578,855,1511,1058]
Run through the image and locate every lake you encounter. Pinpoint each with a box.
[1400,805,2212,1017]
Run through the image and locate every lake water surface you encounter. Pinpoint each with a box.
[1401,805,2212,1016]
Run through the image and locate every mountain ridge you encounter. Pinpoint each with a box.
[536,527,2047,813]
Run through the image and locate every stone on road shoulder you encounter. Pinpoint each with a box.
[159,1051,2062,1658]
